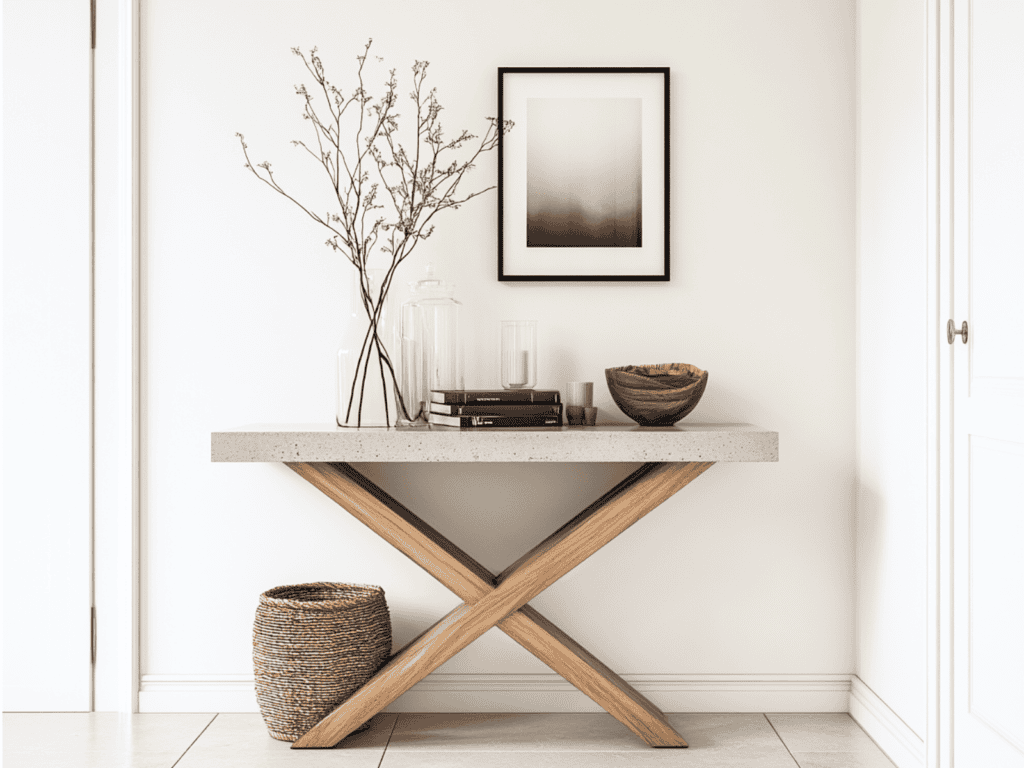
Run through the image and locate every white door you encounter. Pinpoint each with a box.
[950,1,1024,765]
[2,0,93,710]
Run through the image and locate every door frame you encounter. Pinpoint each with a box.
[95,0,141,713]
[934,0,956,766]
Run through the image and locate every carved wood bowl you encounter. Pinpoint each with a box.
[605,363,709,426]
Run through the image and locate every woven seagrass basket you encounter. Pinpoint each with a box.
[253,582,391,742]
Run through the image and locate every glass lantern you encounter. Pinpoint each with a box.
[399,265,464,424]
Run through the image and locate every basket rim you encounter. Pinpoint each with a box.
[259,582,386,611]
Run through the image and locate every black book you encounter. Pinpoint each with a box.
[427,412,563,428]
[430,389,561,405]
[430,402,563,417]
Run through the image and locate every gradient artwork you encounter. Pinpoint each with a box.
[526,98,643,248]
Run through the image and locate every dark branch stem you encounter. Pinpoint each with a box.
[239,43,511,424]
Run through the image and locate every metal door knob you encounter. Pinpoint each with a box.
[947,319,968,345]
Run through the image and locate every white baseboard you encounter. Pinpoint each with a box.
[139,674,259,714]
[139,673,851,714]
[849,676,925,768]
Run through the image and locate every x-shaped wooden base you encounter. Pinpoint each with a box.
[285,459,714,749]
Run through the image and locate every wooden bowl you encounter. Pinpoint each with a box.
[605,363,708,426]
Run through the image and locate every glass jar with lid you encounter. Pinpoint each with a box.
[399,264,464,424]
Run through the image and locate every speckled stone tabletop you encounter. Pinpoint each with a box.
[211,423,778,463]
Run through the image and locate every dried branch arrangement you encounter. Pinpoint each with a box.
[238,40,512,425]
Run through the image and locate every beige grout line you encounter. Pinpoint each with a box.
[764,713,803,768]
[169,713,218,768]
[376,713,401,768]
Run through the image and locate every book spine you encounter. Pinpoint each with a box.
[431,403,563,416]
[473,415,562,427]
[428,413,563,428]
[431,390,561,405]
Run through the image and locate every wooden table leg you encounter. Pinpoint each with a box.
[503,606,685,747]
[287,460,713,748]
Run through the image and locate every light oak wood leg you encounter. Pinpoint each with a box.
[287,460,713,748]
[287,461,495,598]
[502,606,686,747]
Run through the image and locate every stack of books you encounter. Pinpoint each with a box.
[427,389,563,428]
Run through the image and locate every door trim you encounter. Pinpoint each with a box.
[115,0,140,715]
[94,0,141,713]
[932,0,954,767]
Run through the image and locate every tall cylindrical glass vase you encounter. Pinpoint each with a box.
[336,268,402,427]
[399,266,464,424]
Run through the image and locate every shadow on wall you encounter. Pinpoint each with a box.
[352,462,645,650]
[854,480,886,652]
[353,462,642,576]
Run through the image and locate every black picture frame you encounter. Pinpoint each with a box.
[498,67,670,282]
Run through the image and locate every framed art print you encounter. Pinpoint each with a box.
[497,67,670,281]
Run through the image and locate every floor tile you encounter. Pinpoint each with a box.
[2,711,895,768]
[791,752,896,768]
[173,712,395,767]
[2,713,214,768]
[667,713,789,750]
[665,714,799,764]
[766,714,881,753]
[387,713,648,751]
[386,713,797,766]
[380,751,790,767]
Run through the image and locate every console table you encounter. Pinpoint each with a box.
[212,424,778,749]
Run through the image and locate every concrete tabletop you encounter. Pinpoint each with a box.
[211,423,778,463]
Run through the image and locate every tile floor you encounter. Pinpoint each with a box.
[2,712,897,768]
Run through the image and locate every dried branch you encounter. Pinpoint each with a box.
[237,40,512,424]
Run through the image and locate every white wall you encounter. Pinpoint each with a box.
[138,0,856,712]
[3,0,93,711]
[853,0,929,762]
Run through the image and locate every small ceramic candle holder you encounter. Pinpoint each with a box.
[565,381,594,407]
[565,382,594,426]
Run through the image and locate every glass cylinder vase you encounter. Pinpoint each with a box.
[336,268,402,428]
[500,320,537,390]
[399,265,464,424]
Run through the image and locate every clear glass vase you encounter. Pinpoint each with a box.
[399,265,464,424]
[336,268,404,428]
[500,320,537,390]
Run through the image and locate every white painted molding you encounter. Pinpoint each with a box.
[934,1,954,767]
[140,675,259,714]
[850,676,926,768]
[114,0,140,714]
[91,0,141,714]
[139,673,851,714]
